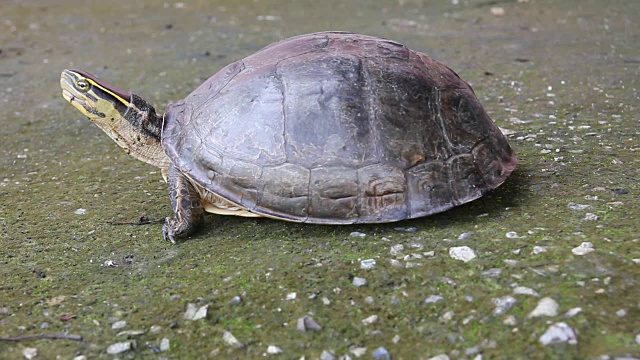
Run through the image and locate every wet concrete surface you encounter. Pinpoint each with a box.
[1,0,639,358]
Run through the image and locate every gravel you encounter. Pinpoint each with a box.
[320,350,336,360]
[267,345,283,354]
[222,330,244,348]
[528,297,560,318]
[353,277,367,287]
[361,315,378,325]
[539,322,578,345]
[571,242,595,255]
[106,341,136,354]
[492,296,517,315]
[372,346,391,360]
[297,315,322,332]
[360,258,376,269]
[424,295,444,304]
[449,246,477,262]
[183,303,208,320]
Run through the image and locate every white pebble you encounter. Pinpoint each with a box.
[424,295,444,304]
[528,297,559,318]
[106,341,136,354]
[513,286,540,297]
[159,338,170,352]
[458,232,473,240]
[636,333,640,345]
[74,208,86,215]
[449,246,477,262]
[388,259,403,268]
[505,231,521,239]
[222,330,244,348]
[285,292,297,300]
[321,297,330,305]
[353,277,367,287]
[616,309,627,317]
[390,244,404,255]
[361,315,378,325]
[350,231,366,237]
[583,213,599,221]
[350,347,367,357]
[111,320,127,329]
[492,296,517,315]
[360,258,376,269]
[267,345,283,354]
[503,315,518,326]
[532,246,547,254]
[567,202,589,210]
[564,307,582,317]
[571,242,594,255]
[539,322,578,345]
[23,348,37,360]
[183,303,208,320]
[428,355,450,360]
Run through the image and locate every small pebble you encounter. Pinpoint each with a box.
[513,286,540,297]
[321,297,330,305]
[364,296,375,304]
[353,277,367,287]
[149,325,162,333]
[428,355,450,360]
[350,231,366,237]
[458,232,473,240]
[572,242,595,255]
[583,213,599,221]
[449,246,477,262]
[492,296,517,315]
[228,295,242,305]
[505,231,521,239]
[320,350,336,360]
[424,295,444,304]
[350,347,367,357]
[297,315,322,332]
[615,309,627,317]
[612,188,629,195]
[183,303,208,320]
[539,322,578,345]
[222,330,244,348]
[394,226,417,232]
[360,259,376,269]
[393,334,401,344]
[73,356,87,360]
[529,297,560,318]
[112,320,127,329]
[361,315,378,325]
[116,330,145,337]
[564,307,582,317]
[503,315,518,326]
[106,341,136,354]
[390,244,404,256]
[372,346,391,360]
[635,333,640,345]
[23,348,37,360]
[482,268,502,277]
[74,208,86,215]
[267,345,283,355]
[532,246,547,254]
[567,202,589,210]
[286,292,297,300]
[159,338,170,352]
[388,259,403,268]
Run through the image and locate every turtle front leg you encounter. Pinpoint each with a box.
[162,163,205,243]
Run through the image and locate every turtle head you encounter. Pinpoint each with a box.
[60,69,169,168]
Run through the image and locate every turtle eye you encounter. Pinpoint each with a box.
[76,79,90,92]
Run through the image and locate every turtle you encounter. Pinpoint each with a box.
[60,31,517,243]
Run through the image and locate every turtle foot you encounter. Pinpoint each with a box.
[162,216,193,244]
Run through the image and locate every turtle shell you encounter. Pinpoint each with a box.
[162,31,517,224]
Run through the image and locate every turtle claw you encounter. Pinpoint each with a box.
[162,217,177,244]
